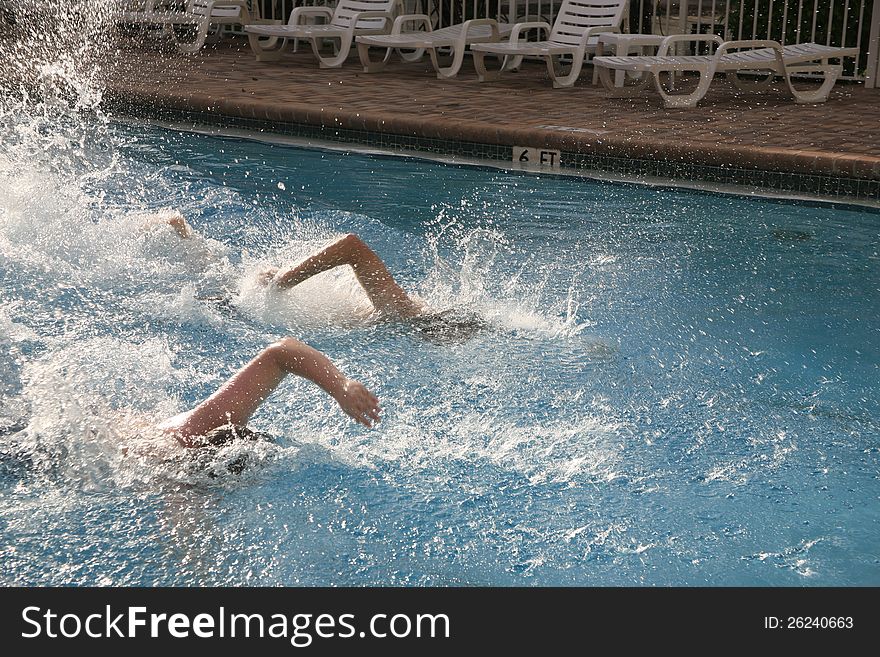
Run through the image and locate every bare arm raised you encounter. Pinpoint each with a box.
[263,233,425,319]
[148,217,421,319]
[160,337,380,447]
[150,219,422,320]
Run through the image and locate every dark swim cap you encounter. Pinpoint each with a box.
[406,308,488,345]
[202,424,271,447]
[200,425,274,476]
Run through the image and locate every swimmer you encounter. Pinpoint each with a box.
[152,213,486,343]
[159,337,380,448]
[262,233,489,344]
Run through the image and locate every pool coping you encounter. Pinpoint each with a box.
[104,86,880,205]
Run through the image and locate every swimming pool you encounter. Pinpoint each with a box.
[1,90,878,586]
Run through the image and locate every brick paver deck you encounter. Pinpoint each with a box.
[21,37,880,186]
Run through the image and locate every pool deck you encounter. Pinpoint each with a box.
[35,37,880,198]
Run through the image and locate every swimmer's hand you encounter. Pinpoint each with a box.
[167,213,192,239]
[258,267,279,286]
[334,378,381,428]
[144,211,192,239]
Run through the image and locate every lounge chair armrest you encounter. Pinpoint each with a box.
[289,6,334,26]
[390,13,432,35]
[715,39,782,58]
[460,18,500,40]
[510,21,551,43]
[577,24,619,47]
[657,33,724,56]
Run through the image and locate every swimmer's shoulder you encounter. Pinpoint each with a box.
[157,412,196,447]
[157,412,187,433]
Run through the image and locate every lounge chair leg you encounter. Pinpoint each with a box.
[784,64,842,104]
[429,46,466,79]
[654,66,714,109]
[314,39,350,68]
[725,69,774,92]
[473,50,502,82]
[248,33,290,62]
[358,42,392,73]
[546,55,583,88]
[397,47,425,63]
[597,64,652,97]
[175,22,211,54]
[503,55,523,72]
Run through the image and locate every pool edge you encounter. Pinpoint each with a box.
[102,87,880,206]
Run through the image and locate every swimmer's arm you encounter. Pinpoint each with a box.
[269,233,364,289]
[266,233,424,318]
[277,338,381,428]
[164,338,380,445]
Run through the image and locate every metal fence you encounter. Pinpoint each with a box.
[250,0,878,85]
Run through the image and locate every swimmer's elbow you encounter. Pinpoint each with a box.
[339,232,364,250]
[158,415,195,448]
[269,337,308,360]
[268,337,319,375]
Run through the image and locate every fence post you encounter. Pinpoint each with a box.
[868,1,880,87]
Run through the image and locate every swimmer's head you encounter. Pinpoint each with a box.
[406,309,488,345]
[197,424,273,448]
[195,425,274,477]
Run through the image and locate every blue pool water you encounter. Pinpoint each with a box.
[1,100,879,585]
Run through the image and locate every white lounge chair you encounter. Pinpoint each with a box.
[115,0,158,24]
[470,0,628,88]
[593,36,860,108]
[245,0,399,68]
[355,15,514,79]
[114,2,177,26]
[140,1,254,54]
[114,1,176,43]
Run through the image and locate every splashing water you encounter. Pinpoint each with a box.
[1,1,879,586]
